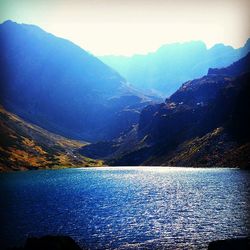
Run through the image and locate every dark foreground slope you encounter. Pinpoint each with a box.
[8,236,83,250]
[0,106,102,171]
[0,20,153,142]
[81,54,250,168]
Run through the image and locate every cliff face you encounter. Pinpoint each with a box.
[81,54,250,168]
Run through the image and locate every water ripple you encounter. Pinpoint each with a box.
[0,167,249,249]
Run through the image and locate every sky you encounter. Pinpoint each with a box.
[0,0,250,56]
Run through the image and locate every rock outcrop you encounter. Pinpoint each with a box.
[208,238,250,250]
[7,235,83,250]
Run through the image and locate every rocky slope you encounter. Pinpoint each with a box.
[0,106,102,171]
[100,39,250,96]
[81,54,250,168]
[0,20,154,142]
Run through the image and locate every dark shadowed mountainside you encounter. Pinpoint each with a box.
[100,39,250,96]
[81,53,250,168]
[0,20,155,142]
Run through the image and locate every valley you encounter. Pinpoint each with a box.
[1,1,250,249]
[0,20,249,171]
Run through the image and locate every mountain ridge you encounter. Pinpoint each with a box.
[99,39,250,96]
[0,20,155,143]
[81,53,250,168]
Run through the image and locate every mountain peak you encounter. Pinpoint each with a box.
[1,19,15,25]
[209,43,234,50]
[243,38,250,48]
[157,40,207,53]
[0,20,150,142]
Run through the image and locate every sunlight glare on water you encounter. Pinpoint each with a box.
[0,167,249,249]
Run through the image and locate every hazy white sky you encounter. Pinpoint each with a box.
[1,0,249,56]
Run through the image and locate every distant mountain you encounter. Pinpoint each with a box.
[81,53,250,168]
[0,106,102,171]
[99,39,250,96]
[0,20,154,142]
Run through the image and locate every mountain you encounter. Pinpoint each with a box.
[81,53,250,168]
[0,20,154,142]
[0,106,102,171]
[99,39,250,96]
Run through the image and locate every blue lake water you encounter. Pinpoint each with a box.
[0,167,249,249]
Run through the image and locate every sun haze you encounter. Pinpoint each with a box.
[1,0,249,56]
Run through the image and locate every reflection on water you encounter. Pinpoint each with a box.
[0,167,249,249]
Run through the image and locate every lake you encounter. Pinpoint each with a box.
[0,167,249,249]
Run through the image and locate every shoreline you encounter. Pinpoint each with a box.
[0,165,245,173]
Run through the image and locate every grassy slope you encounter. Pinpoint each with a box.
[144,127,250,168]
[0,106,103,171]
